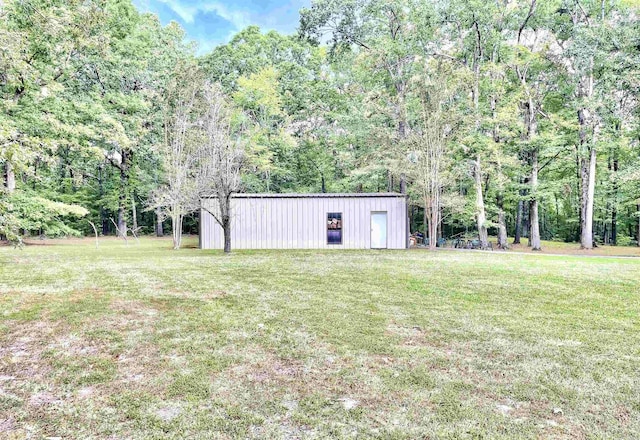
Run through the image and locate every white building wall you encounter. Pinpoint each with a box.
[200,194,408,250]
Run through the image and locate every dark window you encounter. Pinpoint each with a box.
[327,213,342,245]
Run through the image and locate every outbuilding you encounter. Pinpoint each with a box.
[200,193,409,250]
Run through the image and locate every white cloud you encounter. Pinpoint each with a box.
[165,0,203,23]
[204,2,252,31]
[158,0,251,28]
[137,0,311,54]
[159,0,306,32]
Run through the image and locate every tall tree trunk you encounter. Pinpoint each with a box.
[98,164,108,236]
[117,150,129,238]
[611,157,618,245]
[637,204,640,247]
[473,156,489,249]
[131,194,138,232]
[423,207,428,246]
[397,89,408,195]
[1,161,16,241]
[520,87,541,250]
[577,56,596,249]
[527,202,533,246]
[580,146,596,249]
[497,193,508,249]
[611,205,617,246]
[223,216,231,253]
[470,29,488,250]
[490,66,507,250]
[514,194,523,244]
[425,192,439,251]
[218,194,233,253]
[430,203,438,250]
[155,208,164,237]
[523,198,530,240]
[4,161,15,193]
[529,150,541,250]
[117,204,127,238]
[171,213,182,249]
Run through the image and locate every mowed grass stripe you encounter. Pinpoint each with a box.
[0,237,638,439]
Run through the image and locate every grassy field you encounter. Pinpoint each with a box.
[0,238,639,439]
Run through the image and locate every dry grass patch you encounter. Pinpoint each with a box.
[0,237,639,438]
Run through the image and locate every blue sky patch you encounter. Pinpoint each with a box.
[133,0,311,54]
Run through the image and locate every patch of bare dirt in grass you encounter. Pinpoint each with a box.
[28,391,62,407]
[615,405,631,426]
[383,322,597,435]
[65,287,105,302]
[98,299,167,388]
[214,342,395,426]
[108,299,160,327]
[114,342,165,385]
[1,296,168,424]
[1,291,46,315]
[0,320,73,435]
[385,322,454,352]
[0,416,16,432]
[161,288,228,300]
[0,320,59,380]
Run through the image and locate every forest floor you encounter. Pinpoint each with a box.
[1,237,639,439]
[414,238,640,257]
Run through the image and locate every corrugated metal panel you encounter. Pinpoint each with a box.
[200,193,408,250]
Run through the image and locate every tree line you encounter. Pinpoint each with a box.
[1,0,639,251]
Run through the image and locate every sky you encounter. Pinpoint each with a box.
[132,0,311,55]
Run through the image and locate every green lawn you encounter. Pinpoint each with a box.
[1,238,639,439]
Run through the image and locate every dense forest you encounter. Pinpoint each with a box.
[1,0,639,250]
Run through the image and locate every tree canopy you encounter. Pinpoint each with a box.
[1,0,639,249]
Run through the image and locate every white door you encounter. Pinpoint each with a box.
[371,212,388,249]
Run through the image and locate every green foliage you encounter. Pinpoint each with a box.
[0,190,88,239]
[1,0,639,245]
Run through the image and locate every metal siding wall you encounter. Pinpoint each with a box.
[388,198,396,248]
[249,200,254,249]
[396,199,402,247]
[237,199,243,247]
[318,198,324,249]
[297,198,304,248]
[279,198,286,249]
[289,199,294,249]
[266,199,273,249]
[317,198,323,248]
[279,199,286,249]
[361,199,368,249]
[199,196,407,250]
[283,199,288,249]
[259,199,265,249]
[281,198,288,249]
[396,199,401,246]
[277,199,282,249]
[200,208,208,249]
[345,198,352,248]
[298,199,304,249]
[232,199,240,247]
[272,198,279,249]
[312,199,319,249]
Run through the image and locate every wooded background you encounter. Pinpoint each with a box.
[1,0,639,249]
